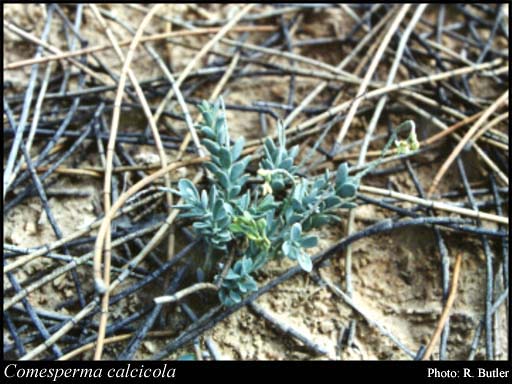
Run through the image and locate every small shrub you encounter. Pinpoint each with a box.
[168,98,417,306]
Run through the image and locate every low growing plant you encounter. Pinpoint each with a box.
[167,98,417,306]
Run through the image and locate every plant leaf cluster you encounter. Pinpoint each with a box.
[170,98,416,306]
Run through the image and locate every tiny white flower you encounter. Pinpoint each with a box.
[262,182,273,196]
[407,126,420,151]
[257,169,273,177]
[395,140,410,155]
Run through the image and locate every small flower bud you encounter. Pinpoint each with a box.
[262,182,273,196]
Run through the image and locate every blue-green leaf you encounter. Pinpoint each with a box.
[224,269,241,280]
[257,195,277,212]
[217,171,230,189]
[291,222,302,241]
[300,236,318,248]
[291,198,302,211]
[229,290,242,303]
[337,182,357,198]
[219,147,231,168]
[238,280,249,293]
[243,277,257,292]
[201,126,216,140]
[282,240,292,256]
[310,214,331,227]
[201,190,208,209]
[324,195,342,209]
[242,257,253,274]
[218,289,230,305]
[212,199,225,220]
[230,161,246,182]
[178,179,199,201]
[237,192,250,211]
[264,137,277,157]
[231,137,245,161]
[252,251,267,271]
[216,119,228,145]
[270,178,285,191]
[202,138,220,155]
[280,158,293,170]
[204,161,221,176]
[297,251,313,272]
[336,163,349,186]
[288,246,299,260]
[217,230,232,240]
[193,221,210,230]
[228,185,241,199]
